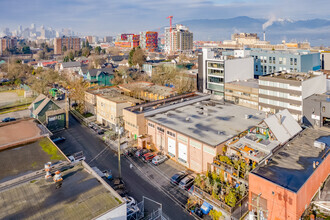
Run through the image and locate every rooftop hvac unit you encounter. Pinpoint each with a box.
[186,117,190,121]
[314,141,326,150]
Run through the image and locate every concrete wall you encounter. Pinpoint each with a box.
[301,74,326,99]
[224,57,254,83]
[322,53,330,70]
[123,109,146,137]
[146,119,218,173]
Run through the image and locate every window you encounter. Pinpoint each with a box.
[208,76,223,84]
[208,68,224,76]
[322,106,326,112]
[290,58,293,65]
[157,127,164,133]
[279,57,283,64]
[294,58,297,65]
[269,57,272,63]
[167,130,176,138]
[255,65,258,72]
[148,122,155,128]
[208,62,224,68]
[273,57,276,64]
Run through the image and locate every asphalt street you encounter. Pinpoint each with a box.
[55,114,194,220]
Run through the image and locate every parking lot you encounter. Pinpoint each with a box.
[55,114,195,220]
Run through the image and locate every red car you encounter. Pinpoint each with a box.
[142,152,156,162]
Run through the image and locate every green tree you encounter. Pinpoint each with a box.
[128,47,136,66]
[209,209,222,220]
[101,48,106,54]
[62,45,67,53]
[22,46,31,54]
[82,41,86,48]
[82,47,90,57]
[225,190,237,207]
[86,40,90,48]
[95,46,101,55]
[63,56,69,62]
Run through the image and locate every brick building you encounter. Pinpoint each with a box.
[249,128,330,219]
[54,36,81,55]
[0,36,17,55]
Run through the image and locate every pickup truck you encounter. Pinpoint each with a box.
[68,151,86,163]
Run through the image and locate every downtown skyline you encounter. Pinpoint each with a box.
[1,0,330,36]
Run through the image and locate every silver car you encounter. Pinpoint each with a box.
[152,155,168,165]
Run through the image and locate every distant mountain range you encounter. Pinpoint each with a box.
[171,16,330,46]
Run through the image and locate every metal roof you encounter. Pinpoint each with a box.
[264,109,302,144]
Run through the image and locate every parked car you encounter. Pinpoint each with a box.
[151,155,168,165]
[68,151,86,163]
[170,171,188,185]
[1,117,16,122]
[113,178,125,190]
[179,175,195,190]
[135,149,149,157]
[123,196,137,207]
[124,147,138,157]
[141,152,156,162]
[51,136,66,143]
[97,129,105,135]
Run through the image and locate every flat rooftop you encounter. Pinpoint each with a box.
[125,93,200,114]
[260,72,320,81]
[0,137,67,183]
[88,87,141,104]
[0,119,50,150]
[119,82,175,97]
[147,100,265,147]
[252,128,330,192]
[226,78,259,89]
[0,164,122,219]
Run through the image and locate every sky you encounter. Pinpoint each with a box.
[0,0,330,36]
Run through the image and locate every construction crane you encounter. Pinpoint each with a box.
[166,16,173,32]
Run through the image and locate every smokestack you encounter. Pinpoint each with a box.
[263,31,266,41]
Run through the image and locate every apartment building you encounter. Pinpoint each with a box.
[140,31,158,52]
[258,71,326,121]
[165,24,193,53]
[54,36,81,54]
[198,48,254,97]
[249,128,330,220]
[85,87,140,128]
[248,48,321,76]
[224,79,259,109]
[0,36,17,55]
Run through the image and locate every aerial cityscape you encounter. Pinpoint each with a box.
[0,0,329,220]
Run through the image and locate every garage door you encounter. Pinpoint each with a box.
[178,143,187,163]
[168,137,176,157]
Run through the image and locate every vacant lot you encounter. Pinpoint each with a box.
[0,92,19,108]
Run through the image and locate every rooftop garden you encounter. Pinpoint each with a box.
[194,171,247,208]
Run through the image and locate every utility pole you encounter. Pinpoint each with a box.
[248,193,268,220]
[65,92,69,129]
[117,116,122,179]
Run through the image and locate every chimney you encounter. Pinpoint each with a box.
[278,114,282,124]
[263,31,266,41]
[313,161,316,169]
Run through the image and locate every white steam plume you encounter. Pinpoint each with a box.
[262,15,276,30]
